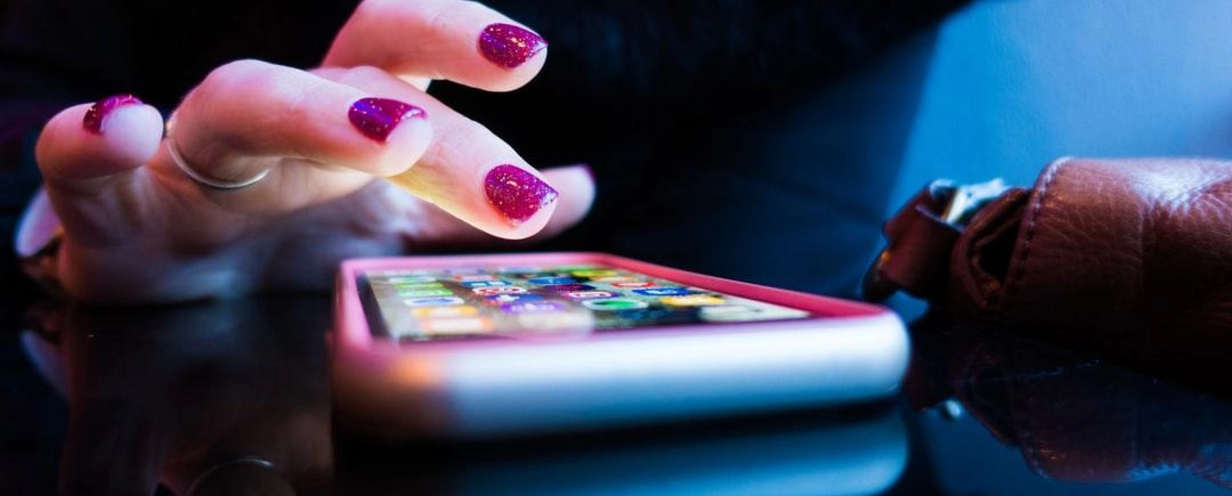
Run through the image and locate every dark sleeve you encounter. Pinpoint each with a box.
[483,0,974,98]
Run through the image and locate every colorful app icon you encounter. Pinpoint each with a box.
[404,296,466,307]
[421,317,493,335]
[483,293,544,305]
[527,277,577,285]
[500,301,568,314]
[590,276,639,283]
[660,295,726,307]
[412,305,480,318]
[497,266,543,273]
[394,281,445,290]
[632,287,693,297]
[582,298,649,311]
[570,269,619,278]
[554,265,597,272]
[397,288,454,298]
[562,291,616,300]
[460,280,512,288]
[442,268,484,276]
[611,281,658,289]
[509,272,563,280]
[386,275,435,284]
[515,312,595,332]
[454,274,499,283]
[541,284,596,292]
[472,286,527,295]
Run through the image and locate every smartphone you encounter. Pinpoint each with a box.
[332,252,908,439]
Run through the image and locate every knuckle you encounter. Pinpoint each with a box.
[192,59,274,110]
[203,59,270,91]
[336,65,389,87]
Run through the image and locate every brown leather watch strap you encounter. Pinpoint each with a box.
[864,179,1014,302]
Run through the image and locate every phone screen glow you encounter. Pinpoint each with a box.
[359,263,811,341]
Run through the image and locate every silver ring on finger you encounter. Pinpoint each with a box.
[165,115,270,190]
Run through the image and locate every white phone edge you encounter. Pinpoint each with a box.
[334,311,908,439]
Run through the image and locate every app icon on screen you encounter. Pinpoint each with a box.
[483,293,544,305]
[541,284,596,292]
[442,268,484,276]
[570,269,619,278]
[461,280,512,288]
[398,288,454,298]
[515,312,595,332]
[394,281,445,291]
[454,274,498,282]
[582,298,649,311]
[554,265,597,272]
[404,297,467,307]
[590,276,639,283]
[497,266,543,273]
[412,306,480,318]
[473,286,528,295]
[387,275,435,284]
[500,302,568,314]
[611,282,657,289]
[562,291,616,300]
[421,317,493,334]
[527,277,577,285]
[632,288,693,297]
[661,295,726,307]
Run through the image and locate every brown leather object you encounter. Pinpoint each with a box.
[868,157,1232,360]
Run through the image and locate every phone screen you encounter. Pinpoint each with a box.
[358,263,812,341]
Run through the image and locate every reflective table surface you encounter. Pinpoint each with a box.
[2,297,1229,495]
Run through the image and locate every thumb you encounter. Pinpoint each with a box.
[34,95,165,246]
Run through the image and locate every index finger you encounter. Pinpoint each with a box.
[323,0,547,92]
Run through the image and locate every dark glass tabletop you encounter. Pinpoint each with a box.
[2,296,1228,495]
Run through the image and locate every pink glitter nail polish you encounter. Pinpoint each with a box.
[478,23,547,69]
[349,97,426,143]
[484,164,559,225]
[82,94,142,134]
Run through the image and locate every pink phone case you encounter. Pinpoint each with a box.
[333,252,907,439]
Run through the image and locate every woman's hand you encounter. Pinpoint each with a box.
[31,0,593,303]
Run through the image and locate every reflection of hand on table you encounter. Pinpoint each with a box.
[26,298,333,495]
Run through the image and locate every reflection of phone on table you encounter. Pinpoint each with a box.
[333,253,908,439]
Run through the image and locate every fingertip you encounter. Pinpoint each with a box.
[480,163,559,238]
[476,23,548,92]
[482,51,546,93]
[477,23,547,69]
[363,109,433,177]
[37,100,164,183]
[326,1,548,93]
[481,203,556,241]
[541,164,596,227]
[476,163,594,240]
[101,104,164,166]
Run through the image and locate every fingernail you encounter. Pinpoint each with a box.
[478,23,547,69]
[82,94,143,134]
[348,97,426,143]
[485,164,559,225]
